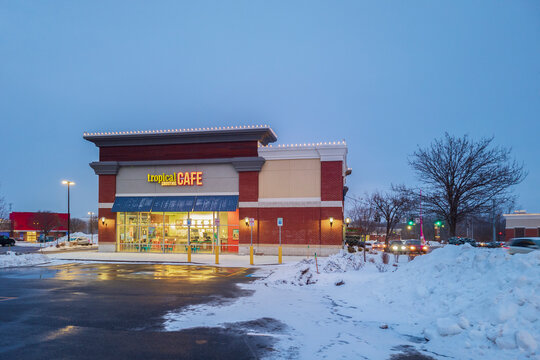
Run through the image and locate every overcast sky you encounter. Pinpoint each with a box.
[1,1,539,219]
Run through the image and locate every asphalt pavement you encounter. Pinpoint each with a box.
[0,245,41,254]
[0,263,279,360]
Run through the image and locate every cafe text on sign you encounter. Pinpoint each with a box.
[147,172,203,186]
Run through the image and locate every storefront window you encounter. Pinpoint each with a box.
[115,210,239,254]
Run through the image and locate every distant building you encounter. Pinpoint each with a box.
[503,211,540,241]
[9,212,68,242]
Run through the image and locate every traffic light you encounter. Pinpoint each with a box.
[407,220,415,226]
[434,220,443,227]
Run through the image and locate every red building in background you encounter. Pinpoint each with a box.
[9,212,68,242]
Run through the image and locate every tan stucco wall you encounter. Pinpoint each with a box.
[504,215,540,228]
[259,159,321,199]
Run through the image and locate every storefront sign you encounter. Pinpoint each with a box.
[147,172,203,186]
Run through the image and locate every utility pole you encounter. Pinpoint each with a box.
[492,199,496,243]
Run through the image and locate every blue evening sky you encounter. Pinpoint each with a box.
[1,1,539,219]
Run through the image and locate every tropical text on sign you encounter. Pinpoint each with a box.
[147,172,203,186]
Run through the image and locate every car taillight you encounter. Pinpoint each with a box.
[422,246,428,250]
[502,246,509,250]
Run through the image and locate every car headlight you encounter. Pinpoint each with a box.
[401,246,406,250]
[410,246,416,250]
[392,245,398,250]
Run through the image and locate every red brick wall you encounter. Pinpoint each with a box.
[239,171,258,202]
[321,161,343,201]
[98,175,116,244]
[98,208,116,244]
[99,141,258,161]
[239,208,259,245]
[505,228,514,242]
[257,208,321,245]
[525,228,537,237]
[239,206,344,246]
[99,175,116,203]
[321,207,344,245]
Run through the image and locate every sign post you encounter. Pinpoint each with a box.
[277,217,283,264]
[187,218,192,262]
[215,218,220,265]
[249,218,255,265]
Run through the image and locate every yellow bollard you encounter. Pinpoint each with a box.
[187,245,192,263]
[250,246,254,265]
[215,245,219,265]
[278,246,282,264]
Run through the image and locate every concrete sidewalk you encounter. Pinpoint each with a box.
[45,250,312,267]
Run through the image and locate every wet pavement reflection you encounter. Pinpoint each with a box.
[0,263,275,360]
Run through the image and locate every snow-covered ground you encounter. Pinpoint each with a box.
[164,245,540,359]
[0,251,50,268]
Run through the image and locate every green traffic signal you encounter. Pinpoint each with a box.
[407,220,415,226]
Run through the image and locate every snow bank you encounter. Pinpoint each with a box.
[394,244,540,357]
[0,251,50,268]
[55,232,98,244]
[16,232,98,249]
[163,246,540,359]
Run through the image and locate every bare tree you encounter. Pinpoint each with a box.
[0,185,8,219]
[31,211,62,240]
[371,185,413,246]
[409,134,526,236]
[70,218,88,233]
[348,195,378,237]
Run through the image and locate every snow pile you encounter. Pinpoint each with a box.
[392,244,540,356]
[262,251,370,286]
[0,251,49,268]
[163,245,540,359]
[55,232,98,244]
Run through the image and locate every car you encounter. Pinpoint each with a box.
[504,238,540,255]
[69,236,91,246]
[387,240,409,254]
[404,239,429,254]
[0,235,16,247]
[371,241,386,251]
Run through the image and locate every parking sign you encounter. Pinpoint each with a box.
[249,218,255,226]
[277,217,283,227]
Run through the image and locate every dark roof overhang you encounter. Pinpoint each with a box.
[83,126,277,147]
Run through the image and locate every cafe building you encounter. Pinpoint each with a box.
[84,125,349,256]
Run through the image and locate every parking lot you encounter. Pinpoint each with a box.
[0,263,276,360]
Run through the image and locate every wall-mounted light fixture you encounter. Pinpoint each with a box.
[101,217,106,225]
[345,217,351,227]
[244,217,249,226]
[329,217,334,227]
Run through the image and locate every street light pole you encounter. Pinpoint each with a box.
[62,180,75,246]
[88,211,95,244]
